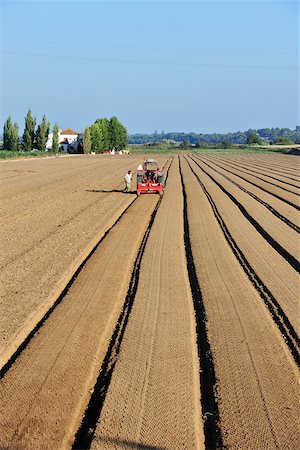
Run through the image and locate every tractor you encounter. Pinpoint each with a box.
[136,159,165,196]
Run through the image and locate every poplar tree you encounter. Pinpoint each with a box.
[36,114,50,151]
[82,127,91,154]
[11,122,19,151]
[52,123,60,153]
[22,108,36,151]
[3,116,19,151]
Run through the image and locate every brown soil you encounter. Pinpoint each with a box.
[0,153,299,450]
[91,157,204,449]
[181,156,300,449]
[0,194,159,449]
[0,155,167,367]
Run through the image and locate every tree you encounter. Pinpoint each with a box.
[52,123,60,153]
[221,139,232,149]
[36,114,50,151]
[274,137,293,145]
[22,108,36,151]
[247,132,263,145]
[195,140,209,148]
[82,127,92,154]
[95,118,110,150]
[109,116,128,150]
[90,122,104,152]
[3,116,19,151]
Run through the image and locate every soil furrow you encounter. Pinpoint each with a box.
[223,155,300,179]
[89,157,204,450]
[72,158,173,449]
[206,157,300,190]
[180,156,300,449]
[190,156,300,273]
[187,156,299,338]
[179,158,223,449]
[0,195,160,449]
[194,154,299,225]
[193,154,300,210]
[195,156,299,233]
[185,156,300,365]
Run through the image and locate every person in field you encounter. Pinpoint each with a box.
[124,170,132,193]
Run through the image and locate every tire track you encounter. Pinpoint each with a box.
[184,156,300,366]
[0,156,172,379]
[192,156,299,233]
[192,154,300,211]
[179,158,223,450]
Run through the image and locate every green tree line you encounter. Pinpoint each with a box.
[3,109,58,152]
[129,127,300,145]
[2,109,128,154]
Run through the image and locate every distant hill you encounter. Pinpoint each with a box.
[129,127,300,145]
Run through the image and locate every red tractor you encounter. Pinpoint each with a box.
[136,159,165,196]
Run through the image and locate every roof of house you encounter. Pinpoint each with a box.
[61,128,78,135]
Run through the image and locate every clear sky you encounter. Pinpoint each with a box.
[1,0,299,134]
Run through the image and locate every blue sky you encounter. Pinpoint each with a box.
[1,1,299,134]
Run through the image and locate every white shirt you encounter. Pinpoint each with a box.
[124,173,132,183]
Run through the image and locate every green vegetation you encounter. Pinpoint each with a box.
[0,150,50,159]
[22,109,36,151]
[129,127,300,145]
[82,127,92,154]
[36,114,50,151]
[52,123,60,153]
[2,108,128,156]
[3,116,19,151]
[274,136,293,145]
[247,132,263,145]
[129,142,278,155]
[89,116,128,153]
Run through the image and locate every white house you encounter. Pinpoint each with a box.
[46,128,79,152]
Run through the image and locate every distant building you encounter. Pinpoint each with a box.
[46,128,79,152]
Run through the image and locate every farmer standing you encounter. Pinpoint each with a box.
[124,170,132,193]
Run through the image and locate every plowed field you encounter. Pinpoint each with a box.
[0,153,299,450]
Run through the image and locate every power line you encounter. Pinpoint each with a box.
[1,50,298,70]
[1,37,298,55]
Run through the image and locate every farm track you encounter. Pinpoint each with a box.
[195,154,300,226]
[187,156,299,337]
[0,156,172,449]
[180,156,300,449]
[88,158,205,450]
[0,155,169,369]
[185,156,300,365]
[194,154,300,211]
[196,155,300,233]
